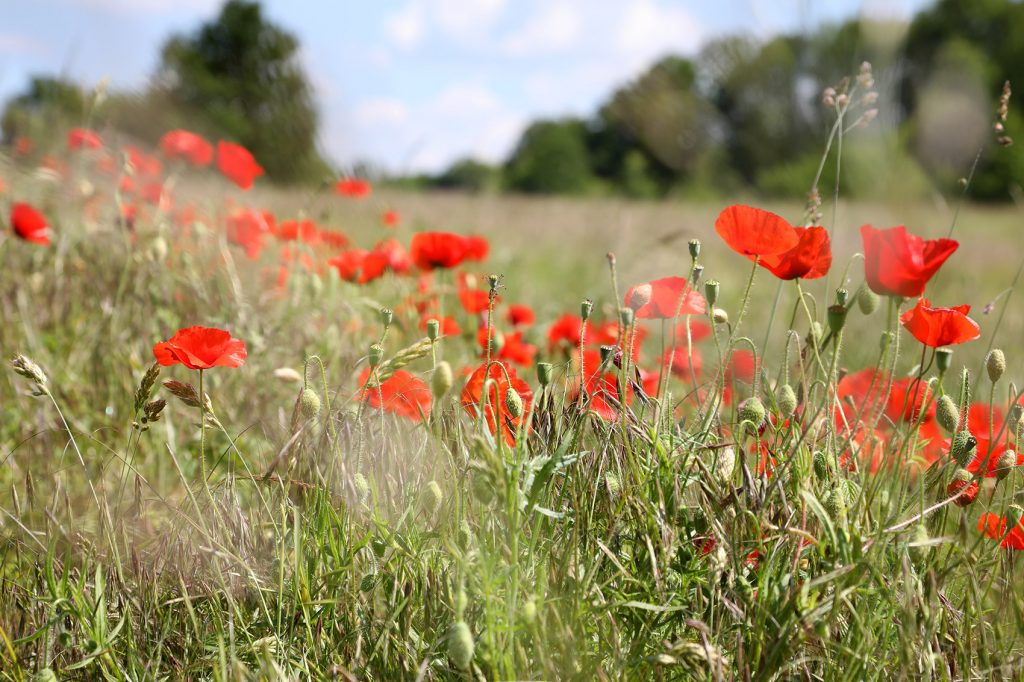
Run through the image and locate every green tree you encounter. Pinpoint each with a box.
[157,0,325,183]
[433,158,500,193]
[505,119,595,195]
[1,76,88,145]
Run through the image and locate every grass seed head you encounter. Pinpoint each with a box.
[11,354,48,388]
[422,480,443,514]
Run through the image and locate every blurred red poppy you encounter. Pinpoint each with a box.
[335,178,371,198]
[753,226,831,280]
[464,235,490,261]
[68,128,102,151]
[153,326,247,370]
[461,361,533,445]
[11,202,50,246]
[14,136,33,156]
[371,238,412,274]
[358,368,431,421]
[979,512,1024,550]
[328,249,386,284]
[217,141,264,190]
[382,209,401,227]
[861,225,958,297]
[420,315,461,337]
[506,304,536,327]
[715,204,799,257]
[900,298,979,347]
[548,313,588,351]
[663,347,703,380]
[478,327,536,367]
[161,130,213,166]
[624,277,706,319]
[459,287,491,314]
[125,145,163,178]
[226,209,270,260]
[410,232,469,270]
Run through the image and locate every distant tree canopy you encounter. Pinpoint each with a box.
[1,77,87,143]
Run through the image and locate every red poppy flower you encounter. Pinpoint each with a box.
[125,145,163,178]
[328,249,385,284]
[947,477,979,507]
[382,209,401,227]
[548,313,588,351]
[506,304,536,327]
[14,137,33,156]
[410,232,469,270]
[478,327,536,367]
[752,226,831,280]
[714,204,800,257]
[624,277,706,319]
[663,346,703,380]
[371,238,412,274]
[900,298,979,348]
[11,202,50,246]
[153,326,247,370]
[461,361,533,445]
[358,368,431,421]
[885,376,936,424]
[861,225,958,297]
[160,130,213,166]
[67,128,102,151]
[464,235,490,262]
[216,141,264,190]
[459,287,491,314]
[979,513,1024,550]
[335,178,371,198]
[319,229,350,250]
[226,209,271,260]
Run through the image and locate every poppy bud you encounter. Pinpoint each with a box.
[432,361,453,399]
[536,362,553,387]
[448,621,474,669]
[947,468,978,507]
[777,384,797,418]
[857,287,880,315]
[738,397,765,430]
[457,519,474,549]
[299,388,321,419]
[825,484,847,523]
[705,280,720,307]
[936,395,960,433]
[505,387,524,418]
[379,307,393,328]
[488,274,500,292]
[619,307,634,328]
[813,450,835,481]
[949,431,977,467]
[995,450,1017,481]
[713,308,728,325]
[353,473,370,502]
[986,349,1006,383]
[1008,504,1024,530]
[688,238,701,260]
[580,299,593,321]
[627,284,652,312]
[426,319,440,341]
[422,480,443,514]
[827,304,847,334]
[1010,403,1024,428]
[835,288,849,306]
[368,344,384,369]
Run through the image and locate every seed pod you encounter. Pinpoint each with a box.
[857,287,880,315]
[536,362,553,387]
[987,349,1006,383]
[448,621,475,669]
[580,299,594,321]
[432,361,454,399]
[949,431,977,467]
[299,388,321,419]
[777,384,797,418]
[827,304,847,334]
[835,288,849,306]
[627,284,652,312]
[936,395,960,433]
[688,239,701,259]
[935,348,953,374]
[425,319,440,341]
[379,307,394,328]
[738,397,765,430]
[505,388,524,418]
[705,280,720,307]
[11,354,47,387]
[619,307,634,327]
[995,450,1017,481]
[368,344,384,369]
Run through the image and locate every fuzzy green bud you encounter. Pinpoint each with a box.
[422,480,443,514]
[704,280,720,307]
[368,343,384,369]
[827,304,847,334]
[738,397,765,430]
[813,451,833,481]
[426,319,440,341]
[299,388,321,419]
[432,361,454,399]
[536,362,553,387]
[987,349,1006,383]
[457,520,474,549]
[379,307,394,328]
[824,484,847,523]
[1008,504,1024,531]
[505,387,524,418]
[580,299,594,321]
[935,348,953,374]
[777,384,797,418]
[619,306,634,328]
[949,431,977,467]
[857,287,880,315]
[936,395,960,433]
[688,238,701,260]
[448,621,475,669]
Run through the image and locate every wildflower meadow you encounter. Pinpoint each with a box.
[4,61,1024,681]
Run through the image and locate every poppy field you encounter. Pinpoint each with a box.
[6,79,1024,680]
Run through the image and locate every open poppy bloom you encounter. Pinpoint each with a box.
[11,202,50,246]
[217,141,264,190]
[979,512,1024,550]
[358,368,431,421]
[161,130,213,166]
[548,313,588,351]
[154,326,247,370]
[463,235,490,262]
[900,298,979,347]
[506,304,536,327]
[752,226,831,280]
[382,210,401,227]
[714,204,800,257]
[461,361,533,445]
[335,178,372,198]
[861,225,958,297]
[226,209,271,260]
[410,232,469,270]
[624,277,706,319]
[67,128,102,151]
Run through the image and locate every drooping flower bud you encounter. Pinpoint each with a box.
[505,387,524,418]
[777,383,797,418]
[299,388,321,419]
[857,287,880,315]
[936,395,960,433]
[738,397,765,430]
[987,349,1006,383]
[432,361,453,399]
[712,308,728,325]
[949,431,977,467]
[995,450,1018,481]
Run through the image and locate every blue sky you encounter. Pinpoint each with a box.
[2,0,932,172]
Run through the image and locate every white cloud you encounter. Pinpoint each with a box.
[500,3,580,56]
[354,98,410,127]
[616,0,704,66]
[0,34,47,55]
[427,84,501,118]
[385,2,426,50]
[385,0,508,50]
[69,0,219,12]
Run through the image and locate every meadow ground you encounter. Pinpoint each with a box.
[3,172,1024,680]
